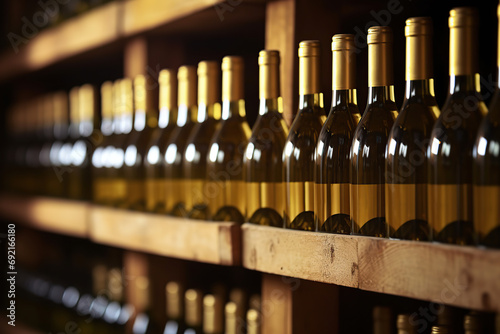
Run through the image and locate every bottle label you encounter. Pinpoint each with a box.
[315,182,350,227]
[246,181,285,220]
[145,178,166,212]
[385,183,427,231]
[427,183,472,234]
[207,180,246,219]
[127,179,145,210]
[350,183,385,231]
[473,185,500,239]
[286,181,314,225]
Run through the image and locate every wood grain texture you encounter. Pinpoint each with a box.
[242,224,359,288]
[0,194,89,237]
[358,237,500,312]
[89,206,241,265]
[0,2,121,81]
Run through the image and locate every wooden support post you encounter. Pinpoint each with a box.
[261,274,339,334]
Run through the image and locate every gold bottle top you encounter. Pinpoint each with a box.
[79,84,95,124]
[134,276,150,312]
[405,17,433,81]
[498,3,500,69]
[159,69,177,110]
[298,40,321,95]
[178,66,197,108]
[368,26,394,87]
[112,79,122,119]
[100,81,113,120]
[107,268,123,302]
[396,314,416,334]
[246,309,260,334]
[449,7,478,76]
[331,34,356,90]
[69,86,80,125]
[133,75,147,112]
[222,56,244,102]
[92,264,107,296]
[52,91,68,125]
[258,50,280,100]
[120,78,134,117]
[185,289,203,327]
[464,312,482,333]
[431,326,450,334]
[198,61,219,106]
[203,294,223,334]
[225,301,237,334]
[166,282,183,320]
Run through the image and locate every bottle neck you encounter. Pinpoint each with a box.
[221,99,246,120]
[158,107,176,129]
[176,105,197,126]
[258,97,282,116]
[197,103,221,122]
[367,86,395,104]
[331,89,357,108]
[298,93,323,111]
[448,74,481,95]
[405,79,436,99]
[101,116,114,136]
[133,109,146,132]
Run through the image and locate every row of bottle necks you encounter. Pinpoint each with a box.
[17,267,499,334]
[4,7,500,248]
[18,267,261,334]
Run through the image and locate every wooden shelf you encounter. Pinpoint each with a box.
[89,206,241,266]
[0,194,89,238]
[242,223,500,313]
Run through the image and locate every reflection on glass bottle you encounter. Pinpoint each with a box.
[284,40,326,231]
[184,61,221,220]
[427,8,487,245]
[245,50,288,227]
[165,66,198,217]
[385,18,440,241]
[144,70,178,213]
[350,26,398,237]
[207,56,251,223]
[315,34,361,233]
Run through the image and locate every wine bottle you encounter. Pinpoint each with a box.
[464,312,483,334]
[350,26,398,237]
[68,84,97,200]
[184,61,221,220]
[385,17,440,240]
[284,40,326,230]
[144,69,178,213]
[473,3,500,248]
[207,56,251,223]
[38,94,55,196]
[225,302,239,334]
[396,314,417,334]
[164,282,186,334]
[203,294,224,334]
[428,8,487,245]
[165,66,198,216]
[246,309,260,334]
[92,81,114,205]
[244,50,288,227]
[131,276,161,334]
[123,75,157,211]
[315,34,361,233]
[184,289,203,334]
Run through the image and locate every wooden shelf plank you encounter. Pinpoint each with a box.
[89,206,241,265]
[242,224,359,288]
[0,194,89,238]
[0,2,121,80]
[242,223,500,312]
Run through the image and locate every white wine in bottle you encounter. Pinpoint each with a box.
[165,66,198,217]
[428,8,487,245]
[144,70,177,213]
[350,26,398,237]
[123,75,157,211]
[207,56,251,223]
[203,294,223,334]
[315,34,361,233]
[184,61,221,220]
[473,3,500,248]
[244,50,288,227]
[284,40,326,230]
[385,18,440,240]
